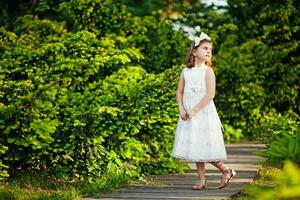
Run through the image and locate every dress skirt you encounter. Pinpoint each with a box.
[172,91,227,162]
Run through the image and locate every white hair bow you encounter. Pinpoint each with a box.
[194,32,211,47]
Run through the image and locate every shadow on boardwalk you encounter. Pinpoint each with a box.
[88,143,266,200]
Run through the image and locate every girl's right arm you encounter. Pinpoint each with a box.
[176,71,189,120]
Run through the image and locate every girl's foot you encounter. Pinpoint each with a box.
[218,168,236,189]
[192,179,207,190]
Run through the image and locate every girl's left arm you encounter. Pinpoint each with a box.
[188,67,215,117]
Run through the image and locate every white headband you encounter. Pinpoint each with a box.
[194,32,211,47]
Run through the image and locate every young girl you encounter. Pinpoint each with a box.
[172,32,236,190]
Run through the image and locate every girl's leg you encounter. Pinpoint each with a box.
[192,162,207,190]
[210,161,236,189]
[210,161,229,173]
[196,162,206,180]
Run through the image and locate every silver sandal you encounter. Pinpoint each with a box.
[192,179,207,190]
[218,168,236,189]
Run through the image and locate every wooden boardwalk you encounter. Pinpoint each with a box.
[87,143,266,200]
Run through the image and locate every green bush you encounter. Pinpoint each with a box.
[215,37,299,138]
[60,0,189,73]
[246,160,300,199]
[0,21,137,180]
[0,144,9,180]
[0,0,191,181]
[0,18,187,180]
[256,113,300,165]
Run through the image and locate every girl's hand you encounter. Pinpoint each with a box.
[179,109,189,120]
[187,109,197,119]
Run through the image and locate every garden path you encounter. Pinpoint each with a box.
[87,143,266,200]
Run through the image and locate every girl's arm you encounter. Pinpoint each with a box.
[188,67,216,117]
[176,71,189,120]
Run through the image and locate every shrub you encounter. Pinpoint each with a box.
[246,160,300,199]
[257,113,300,165]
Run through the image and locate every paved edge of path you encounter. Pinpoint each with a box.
[87,143,266,200]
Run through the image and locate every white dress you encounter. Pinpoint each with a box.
[172,64,227,162]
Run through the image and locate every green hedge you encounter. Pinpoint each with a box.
[0,17,187,180]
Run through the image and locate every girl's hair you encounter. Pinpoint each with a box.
[185,39,212,68]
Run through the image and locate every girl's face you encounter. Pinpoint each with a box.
[193,42,212,62]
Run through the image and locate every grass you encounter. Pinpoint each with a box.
[231,164,281,200]
[0,169,133,200]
